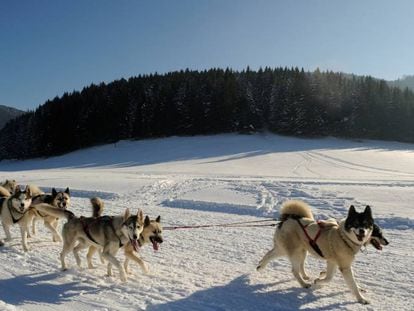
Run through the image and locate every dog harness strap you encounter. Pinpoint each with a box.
[296,219,324,258]
[80,217,100,245]
[107,216,123,247]
[37,210,48,218]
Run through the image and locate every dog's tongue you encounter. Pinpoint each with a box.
[131,239,139,252]
[372,239,383,250]
[152,241,159,251]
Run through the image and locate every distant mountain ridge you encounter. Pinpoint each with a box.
[0,105,24,129]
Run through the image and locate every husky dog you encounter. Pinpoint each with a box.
[30,187,71,242]
[122,215,163,274]
[0,179,17,197]
[35,203,144,282]
[369,223,389,250]
[0,186,34,251]
[257,200,374,304]
[85,199,163,274]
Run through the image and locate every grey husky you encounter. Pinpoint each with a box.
[85,198,163,275]
[257,200,375,304]
[35,203,144,282]
[0,186,34,251]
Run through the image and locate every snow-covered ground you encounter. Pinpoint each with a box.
[0,134,413,310]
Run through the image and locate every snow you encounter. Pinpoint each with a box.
[0,133,413,310]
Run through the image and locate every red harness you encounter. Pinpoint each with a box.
[296,219,325,258]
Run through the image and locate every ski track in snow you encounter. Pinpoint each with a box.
[0,134,413,310]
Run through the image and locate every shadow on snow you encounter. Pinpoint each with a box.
[146,274,353,311]
[0,272,98,306]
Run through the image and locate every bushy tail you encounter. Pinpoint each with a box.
[279,200,314,221]
[27,184,45,197]
[91,197,104,217]
[33,203,75,220]
[0,186,11,197]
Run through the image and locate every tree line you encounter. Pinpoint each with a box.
[1,67,414,160]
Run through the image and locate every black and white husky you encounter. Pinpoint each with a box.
[0,186,34,251]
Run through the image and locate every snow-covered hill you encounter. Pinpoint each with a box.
[0,134,413,310]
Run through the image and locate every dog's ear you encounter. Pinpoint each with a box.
[123,208,130,221]
[52,188,57,197]
[25,185,32,197]
[156,215,161,223]
[144,215,150,227]
[5,179,8,183]
[348,205,356,215]
[14,185,21,194]
[138,209,144,223]
[364,205,373,218]
[65,187,70,195]
[345,205,356,230]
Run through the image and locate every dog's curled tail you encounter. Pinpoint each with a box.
[32,203,75,220]
[91,197,104,217]
[27,184,45,196]
[279,200,314,221]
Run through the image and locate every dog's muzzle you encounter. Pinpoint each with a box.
[370,238,382,250]
[150,236,163,251]
[355,229,368,242]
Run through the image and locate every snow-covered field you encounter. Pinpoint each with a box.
[0,134,413,310]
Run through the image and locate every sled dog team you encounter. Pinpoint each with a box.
[0,179,388,304]
[0,180,163,283]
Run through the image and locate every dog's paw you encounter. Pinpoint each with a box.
[319,271,326,277]
[302,282,312,288]
[53,236,62,243]
[256,264,264,272]
[302,274,310,280]
[358,297,370,305]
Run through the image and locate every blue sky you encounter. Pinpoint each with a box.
[1,0,413,110]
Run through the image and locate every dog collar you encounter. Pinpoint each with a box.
[339,227,362,254]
